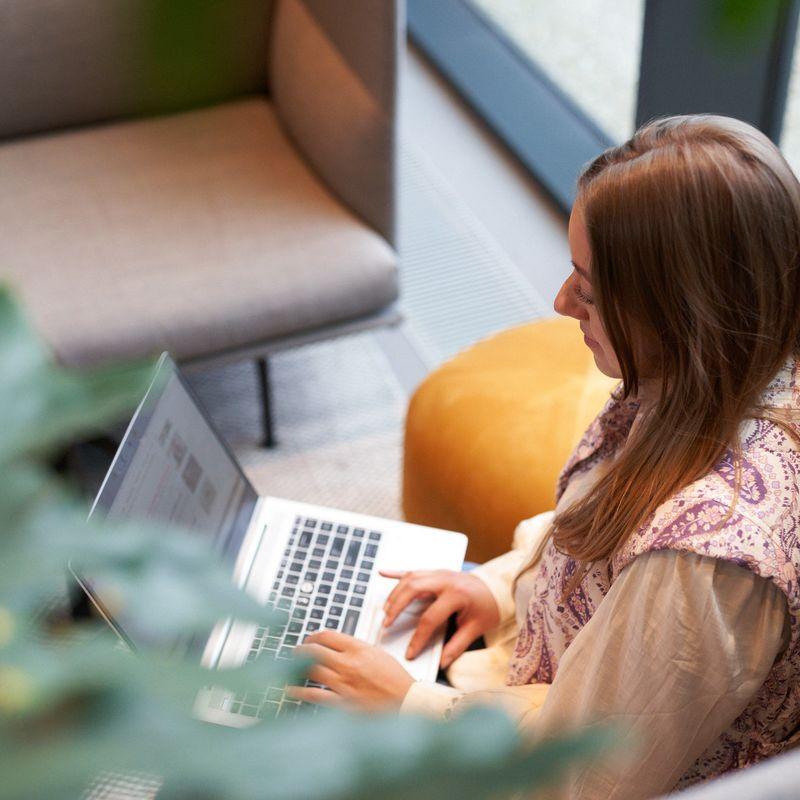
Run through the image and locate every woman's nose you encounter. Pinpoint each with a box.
[553,275,588,320]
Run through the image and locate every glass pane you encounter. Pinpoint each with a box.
[781,34,800,176]
[469,0,646,143]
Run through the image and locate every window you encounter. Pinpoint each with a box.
[409,0,800,211]
[470,0,645,143]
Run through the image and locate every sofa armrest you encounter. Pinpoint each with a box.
[268,0,401,245]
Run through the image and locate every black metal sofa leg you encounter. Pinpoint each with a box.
[257,356,276,448]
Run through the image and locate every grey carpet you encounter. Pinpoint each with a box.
[187,333,406,522]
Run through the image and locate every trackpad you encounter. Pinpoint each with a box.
[372,601,442,682]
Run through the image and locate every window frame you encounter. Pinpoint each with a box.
[408,0,800,215]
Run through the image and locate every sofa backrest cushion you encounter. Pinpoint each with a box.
[0,0,273,140]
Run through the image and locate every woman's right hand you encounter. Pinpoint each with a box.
[380,569,501,669]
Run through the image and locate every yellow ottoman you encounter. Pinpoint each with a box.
[402,317,618,563]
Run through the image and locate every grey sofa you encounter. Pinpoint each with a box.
[660,748,800,798]
[0,0,401,431]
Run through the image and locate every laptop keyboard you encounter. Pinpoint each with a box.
[228,516,382,720]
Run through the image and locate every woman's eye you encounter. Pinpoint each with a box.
[575,284,594,305]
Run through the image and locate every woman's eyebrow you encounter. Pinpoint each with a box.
[571,259,591,280]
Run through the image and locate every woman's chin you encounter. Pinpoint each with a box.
[591,351,622,380]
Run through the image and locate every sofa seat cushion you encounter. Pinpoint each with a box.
[402,317,618,563]
[0,97,398,366]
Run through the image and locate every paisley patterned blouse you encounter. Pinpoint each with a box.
[401,355,800,796]
[512,355,800,786]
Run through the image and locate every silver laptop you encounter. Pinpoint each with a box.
[76,353,466,726]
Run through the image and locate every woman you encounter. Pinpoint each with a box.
[289,115,800,797]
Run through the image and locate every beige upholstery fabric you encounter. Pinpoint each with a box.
[0,99,398,367]
[269,0,399,243]
[0,0,273,140]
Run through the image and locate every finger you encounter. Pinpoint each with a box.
[378,569,408,579]
[305,663,341,688]
[286,685,344,707]
[382,572,422,617]
[440,620,483,669]
[383,576,440,627]
[406,595,460,660]
[304,630,359,652]
[294,642,345,669]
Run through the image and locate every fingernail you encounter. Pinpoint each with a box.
[405,647,413,659]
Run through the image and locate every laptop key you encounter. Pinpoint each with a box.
[278,598,292,610]
[288,621,303,633]
[285,574,299,585]
[304,518,317,528]
[350,597,364,608]
[298,531,312,548]
[284,634,299,646]
[322,571,335,582]
[321,522,333,531]
[326,559,338,570]
[333,593,346,604]
[313,597,328,607]
[342,609,360,635]
[318,534,329,545]
[337,525,348,534]
[312,547,325,557]
[281,587,295,598]
[369,532,381,541]
[331,538,345,557]
[306,621,320,631]
[353,584,367,595]
[341,569,353,579]
[357,572,370,583]
[310,609,324,619]
[309,559,322,569]
[318,584,331,595]
[325,619,339,629]
[336,581,350,592]
[330,605,342,617]
[365,544,378,558]
[345,540,361,566]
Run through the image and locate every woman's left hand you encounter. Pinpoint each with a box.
[286,631,415,712]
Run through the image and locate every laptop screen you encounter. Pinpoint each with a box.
[92,354,258,559]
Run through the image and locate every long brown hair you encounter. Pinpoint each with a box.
[516,114,800,598]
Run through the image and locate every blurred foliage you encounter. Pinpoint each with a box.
[0,286,611,799]
[708,0,785,51]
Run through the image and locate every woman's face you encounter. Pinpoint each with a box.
[554,204,622,379]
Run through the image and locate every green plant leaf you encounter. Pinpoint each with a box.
[0,285,615,800]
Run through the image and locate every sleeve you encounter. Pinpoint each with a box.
[470,511,555,625]
[399,673,550,719]
[491,550,788,800]
[399,511,555,718]
[400,549,789,800]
